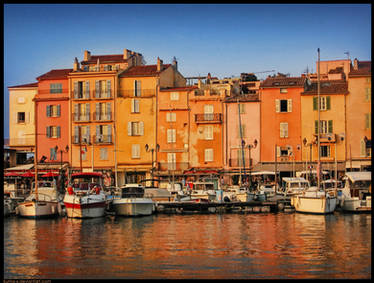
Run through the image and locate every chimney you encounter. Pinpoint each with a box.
[123,49,129,59]
[157,57,163,71]
[353,58,358,70]
[172,56,178,71]
[73,57,80,71]
[84,50,91,61]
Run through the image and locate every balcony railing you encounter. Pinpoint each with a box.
[72,113,90,122]
[195,113,223,123]
[118,89,156,98]
[72,91,90,100]
[93,112,112,121]
[38,88,68,95]
[229,158,253,168]
[94,90,112,99]
[157,162,189,171]
[72,136,91,145]
[93,135,112,144]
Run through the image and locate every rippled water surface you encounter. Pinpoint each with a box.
[4,213,371,279]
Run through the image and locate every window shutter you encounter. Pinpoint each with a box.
[85,81,90,98]
[46,126,50,138]
[50,148,54,161]
[95,80,100,98]
[131,99,135,112]
[276,146,280,157]
[57,105,61,117]
[95,103,100,120]
[74,104,79,121]
[287,99,292,112]
[57,126,61,138]
[365,113,370,129]
[137,80,141,97]
[107,125,112,142]
[284,123,288,138]
[166,113,170,122]
[326,96,331,110]
[275,99,280,113]
[46,105,51,117]
[107,103,111,119]
[74,82,78,98]
[360,139,366,156]
[139,121,144,136]
[74,126,79,143]
[328,120,333,133]
[107,80,111,97]
[313,96,318,110]
[86,103,90,120]
[128,122,132,136]
[135,99,139,113]
[315,120,319,134]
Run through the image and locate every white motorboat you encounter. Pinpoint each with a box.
[291,187,337,214]
[63,172,107,218]
[16,180,60,218]
[278,177,310,196]
[340,171,371,213]
[188,181,217,202]
[112,184,154,216]
[251,171,278,197]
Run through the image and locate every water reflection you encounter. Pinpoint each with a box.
[4,213,371,279]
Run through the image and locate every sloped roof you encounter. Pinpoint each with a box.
[225,93,259,102]
[8,82,38,89]
[349,61,371,77]
[301,80,348,95]
[36,69,73,81]
[160,86,197,92]
[119,64,171,77]
[260,76,306,88]
[81,54,130,65]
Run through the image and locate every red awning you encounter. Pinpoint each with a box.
[71,172,103,178]
[20,171,35,177]
[41,172,60,178]
[4,172,20,177]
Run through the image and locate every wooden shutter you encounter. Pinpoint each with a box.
[167,129,171,143]
[328,120,333,133]
[57,105,61,117]
[326,96,331,110]
[46,105,51,117]
[128,122,132,136]
[74,82,78,98]
[360,139,366,156]
[74,126,79,143]
[46,126,50,138]
[107,80,111,97]
[95,103,100,120]
[107,125,112,143]
[57,126,61,138]
[107,103,111,119]
[85,81,90,98]
[86,103,90,120]
[287,99,292,112]
[95,80,100,98]
[315,120,319,134]
[131,99,135,112]
[275,99,280,113]
[276,146,280,157]
[135,99,139,113]
[139,121,144,136]
[313,97,318,110]
[136,80,141,97]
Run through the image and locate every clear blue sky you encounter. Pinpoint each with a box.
[3,3,371,139]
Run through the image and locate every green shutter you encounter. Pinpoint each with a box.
[57,105,61,117]
[57,126,61,138]
[46,105,50,117]
[326,96,331,110]
[328,120,333,133]
[313,97,318,110]
[315,120,319,134]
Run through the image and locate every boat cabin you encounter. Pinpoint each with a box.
[281,177,310,194]
[343,172,371,199]
[70,172,103,191]
[118,184,145,198]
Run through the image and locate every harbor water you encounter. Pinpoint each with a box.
[4,212,371,279]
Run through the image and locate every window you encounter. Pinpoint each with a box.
[46,126,61,138]
[170,92,179,101]
[365,113,371,129]
[46,105,61,117]
[239,103,245,114]
[96,125,112,143]
[205,125,213,140]
[95,80,111,98]
[280,122,288,138]
[131,144,140,158]
[17,112,25,123]
[315,120,333,134]
[166,112,176,122]
[167,129,176,143]
[313,96,331,111]
[50,83,62,94]
[131,99,140,113]
[276,146,292,157]
[276,99,292,112]
[95,102,111,120]
[204,105,214,120]
[50,147,57,160]
[74,81,90,99]
[100,148,108,160]
[204,148,214,162]
[134,80,141,97]
[320,145,330,158]
[74,103,90,121]
[127,121,144,136]
[167,153,176,170]
[280,88,288,93]
[74,126,90,144]
[365,88,371,102]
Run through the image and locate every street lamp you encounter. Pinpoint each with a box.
[145,144,160,187]
[247,139,258,189]
[55,145,69,192]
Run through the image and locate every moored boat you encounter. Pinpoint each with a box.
[63,172,107,218]
[112,184,154,216]
[291,187,337,214]
[278,177,310,196]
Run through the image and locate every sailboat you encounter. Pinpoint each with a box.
[290,48,337,214]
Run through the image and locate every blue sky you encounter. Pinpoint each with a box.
[3,3,371,139]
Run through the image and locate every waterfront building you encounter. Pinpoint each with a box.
[223,91,260,186]
[259,75,306,177]
[34,69,71,170]
[68,49,144,181]
[8,82,38,164]
[301,76,349,178]
[157,86,197,183]
[346,59,371,171]
[116,57,186,186]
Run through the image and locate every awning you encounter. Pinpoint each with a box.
[4,172,21,177]
[41,172,60,178]
[20,171,35,177]
[345,160,371,169]
[5,164,34,171]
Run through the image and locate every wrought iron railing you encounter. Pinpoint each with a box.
[93,135,112,144]
[195,113,223,123]
[93,112,112,121]
[72,113,90,122]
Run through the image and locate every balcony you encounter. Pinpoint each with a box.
[38,88,68,95]
[94,90,112,99]
[118,89,156,98]
[195,113,223,124]
[93,135,112,144]
[157,162,189,171]
[93,112,112,121]
[72,113,90,122]
[72,136,91,145]
[72,91,90,100]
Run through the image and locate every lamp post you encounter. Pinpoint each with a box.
[145,144,160,187]
[55,145,69,193]
[247,139,258,189]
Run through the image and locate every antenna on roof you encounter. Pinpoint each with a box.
[344,51,350,60]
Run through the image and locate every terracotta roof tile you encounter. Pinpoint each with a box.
[8,82,38,88]
[349,61,371,76]
[119,64,171,77]
[160,86,197,92]
[260,76,306,88]
[36,69,73,81]
[225,93,259,102]
[81,54,129,65]
[301,80,348,95]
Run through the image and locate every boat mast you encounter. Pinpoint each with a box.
[237,98,246,186]
[34,101,38,201]
[317,48,321,190]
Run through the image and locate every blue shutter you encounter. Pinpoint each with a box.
[46,105,50,117]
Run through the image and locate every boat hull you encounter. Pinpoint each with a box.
[16,201,59,218]
[113,198,154,216]
[341,196,371,213]
[64,194,106,218]
[291,195,337,214]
